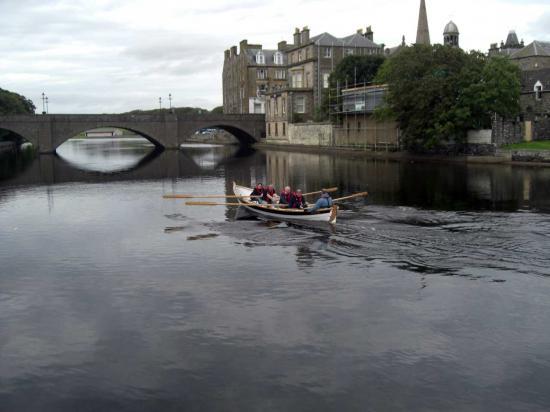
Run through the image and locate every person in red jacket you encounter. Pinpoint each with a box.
[289,189,307,209]
[250,183,264,203]
[263,184,277,204]
[279,186,292,205]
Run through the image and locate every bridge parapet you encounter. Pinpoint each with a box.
[0,113,266,153]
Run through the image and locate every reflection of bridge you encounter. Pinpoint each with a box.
[0,113,266,153]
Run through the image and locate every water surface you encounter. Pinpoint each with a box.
[1,139,550,411]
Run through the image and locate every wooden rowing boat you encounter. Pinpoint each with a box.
[233,182,338,224]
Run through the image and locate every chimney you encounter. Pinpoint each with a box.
[230,46,237,57]
[302,26,310,43]
[224,49,230,59]
[357,28,364,35]
[366,26,374,41]
[278,40,288,51]
[293,28,301,46]
[239,39,248,53]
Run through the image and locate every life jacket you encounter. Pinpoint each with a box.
[263,187,276,202]
[280,191,292,204]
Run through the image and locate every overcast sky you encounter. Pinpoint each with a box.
[0,0,548,114]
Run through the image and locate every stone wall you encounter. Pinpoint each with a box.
[288,123,333,146]
[467,129,492,144]
[510,150,550,163]
[492,116,524,146]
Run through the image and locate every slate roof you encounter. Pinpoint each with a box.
[511,41,550,59]
[244,48,287,66]
[310,31,380,48]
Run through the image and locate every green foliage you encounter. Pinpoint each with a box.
[210,106,224,114]
[376,45,521,150]
[0,88,36,115]
[125,106,214,115]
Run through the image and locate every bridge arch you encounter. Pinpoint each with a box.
[189,124,258,146]
[0,125,38,148]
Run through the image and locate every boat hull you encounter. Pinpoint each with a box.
[233,183,337,224]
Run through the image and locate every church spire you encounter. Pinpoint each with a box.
[416,0,431,45]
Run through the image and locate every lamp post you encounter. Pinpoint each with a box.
[159,97,162,111]
[41,92,46,115]
[169,93,172,110]
[45,97,49,114]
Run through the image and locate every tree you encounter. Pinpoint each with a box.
[210,106,224,114]
[376,45,521,150]
[0,88,36,115]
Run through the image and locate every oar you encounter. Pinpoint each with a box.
[185,201,291,209]
[333,192,369,203]
[163,194,261,199]
[303,187,338,197]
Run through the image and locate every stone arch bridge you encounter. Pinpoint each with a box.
[0,113,266,153]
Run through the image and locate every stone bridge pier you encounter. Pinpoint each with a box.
[0,113,266,153]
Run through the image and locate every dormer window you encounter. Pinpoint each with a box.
[535,81,543,100]
[256,51,265,64]
[274,51,283,65]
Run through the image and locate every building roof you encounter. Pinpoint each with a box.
[511,41,550,59]
[444,21,459,35]
[244,48,288,65]
[505,30,521,48]
[309,31,380,48]
[416,0,431,45]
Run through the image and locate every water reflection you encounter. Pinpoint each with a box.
[56,137,159,173]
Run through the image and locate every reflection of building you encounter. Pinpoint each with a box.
[223,40,287,114]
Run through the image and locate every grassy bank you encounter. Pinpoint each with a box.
[503,140,550,150]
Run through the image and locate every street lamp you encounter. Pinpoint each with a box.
[169,93,172,110]
[159,97,162,111]
[45,97,49,114]
[41,92,46,115]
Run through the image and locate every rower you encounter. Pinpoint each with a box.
[251,183,264,204]
[263,184,277,204]
[279,186,292,206]
[289,189,307,209]
[307,190,333,213]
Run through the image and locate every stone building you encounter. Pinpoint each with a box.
[222,40,287,114]
[443,21,459,48]
[489,32,550,142]
[265,26,384,140]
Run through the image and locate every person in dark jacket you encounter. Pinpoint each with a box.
[279,186,292,205]
[307,190,333,213]
[250,183,264,203]
[289,189,307,209]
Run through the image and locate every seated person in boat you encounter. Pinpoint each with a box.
[289,189,307,209]
[263,184,278,204]
[279,186,292,206]
[307,190,333,213]
[250,183,264,203]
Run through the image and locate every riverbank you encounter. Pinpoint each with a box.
[255,142,550,167]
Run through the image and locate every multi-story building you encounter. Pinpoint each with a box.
[222,40,287,114]
[265,26,384,140]
[489,32,550,141]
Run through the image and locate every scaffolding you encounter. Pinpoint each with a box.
[327,81,400,151]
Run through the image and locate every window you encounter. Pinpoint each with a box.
[344,48,354,56]
[268,123,271,136]
[282,122,286,136]
[323,73,330,88]
[282,98,286,114]
[323,47,332,58]
[275,69,286,80]
[291,72,303,88]
[256,51,265,64]
[535,81,543,100]
[257,84,268,95]
[254,103,263,114]
[298,51,303,62]
[305,72,310,88]
[271,98,276,116]
[257,69,267,79]
[275,123,278,136]
[295,96,306,113]
[274,51,283,65]
[357,121,361,133]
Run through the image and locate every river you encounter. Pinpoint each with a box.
[1,138,550,411]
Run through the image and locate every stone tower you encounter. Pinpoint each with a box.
[416,0,431,45]
[444,21,459,47]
